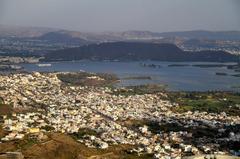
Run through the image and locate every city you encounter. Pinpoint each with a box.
[0,0,240,158]
[0,72,239,158]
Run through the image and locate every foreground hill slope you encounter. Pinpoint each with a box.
[44,42,238,62]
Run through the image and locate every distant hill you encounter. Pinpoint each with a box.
[0,25,59,37]
[82,30,240,41]
[37,31,90,45]
[44,42,238,62]
[158,30,240,40]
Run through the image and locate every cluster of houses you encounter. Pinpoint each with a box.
[0,72,239,158]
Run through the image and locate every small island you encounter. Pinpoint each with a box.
[168,64,190,67]
[140,63,161,68]
[216,72,228,76]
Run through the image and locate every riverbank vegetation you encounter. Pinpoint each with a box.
[57,72,119,87]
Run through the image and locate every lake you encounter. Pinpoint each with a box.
[21,61,240,92]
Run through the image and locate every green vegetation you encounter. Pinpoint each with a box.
[112,84,166,96]
[57,72,119,87]
[122,119,162,134]
[167,92,240,116]
[123,118,223,144]
[16,136,38,150]
[41,125,55,131]
[72,128,99,139]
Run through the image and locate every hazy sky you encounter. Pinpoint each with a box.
[0,0,239,32]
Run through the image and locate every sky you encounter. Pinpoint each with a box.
[0,0,239,32]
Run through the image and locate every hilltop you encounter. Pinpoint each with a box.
[44,42,238,62]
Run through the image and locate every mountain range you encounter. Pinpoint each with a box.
[1,25,240,41]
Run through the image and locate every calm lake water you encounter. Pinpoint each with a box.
[21,61,240,92]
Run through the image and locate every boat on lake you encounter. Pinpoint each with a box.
[36,64,52,67]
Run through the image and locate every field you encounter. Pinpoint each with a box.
[167,92,240,116]
[111,84,166,96]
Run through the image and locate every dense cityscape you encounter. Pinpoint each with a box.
[0,72,239,158]
[1,1,240,158]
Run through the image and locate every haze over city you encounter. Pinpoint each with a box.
[0,0,240,32]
